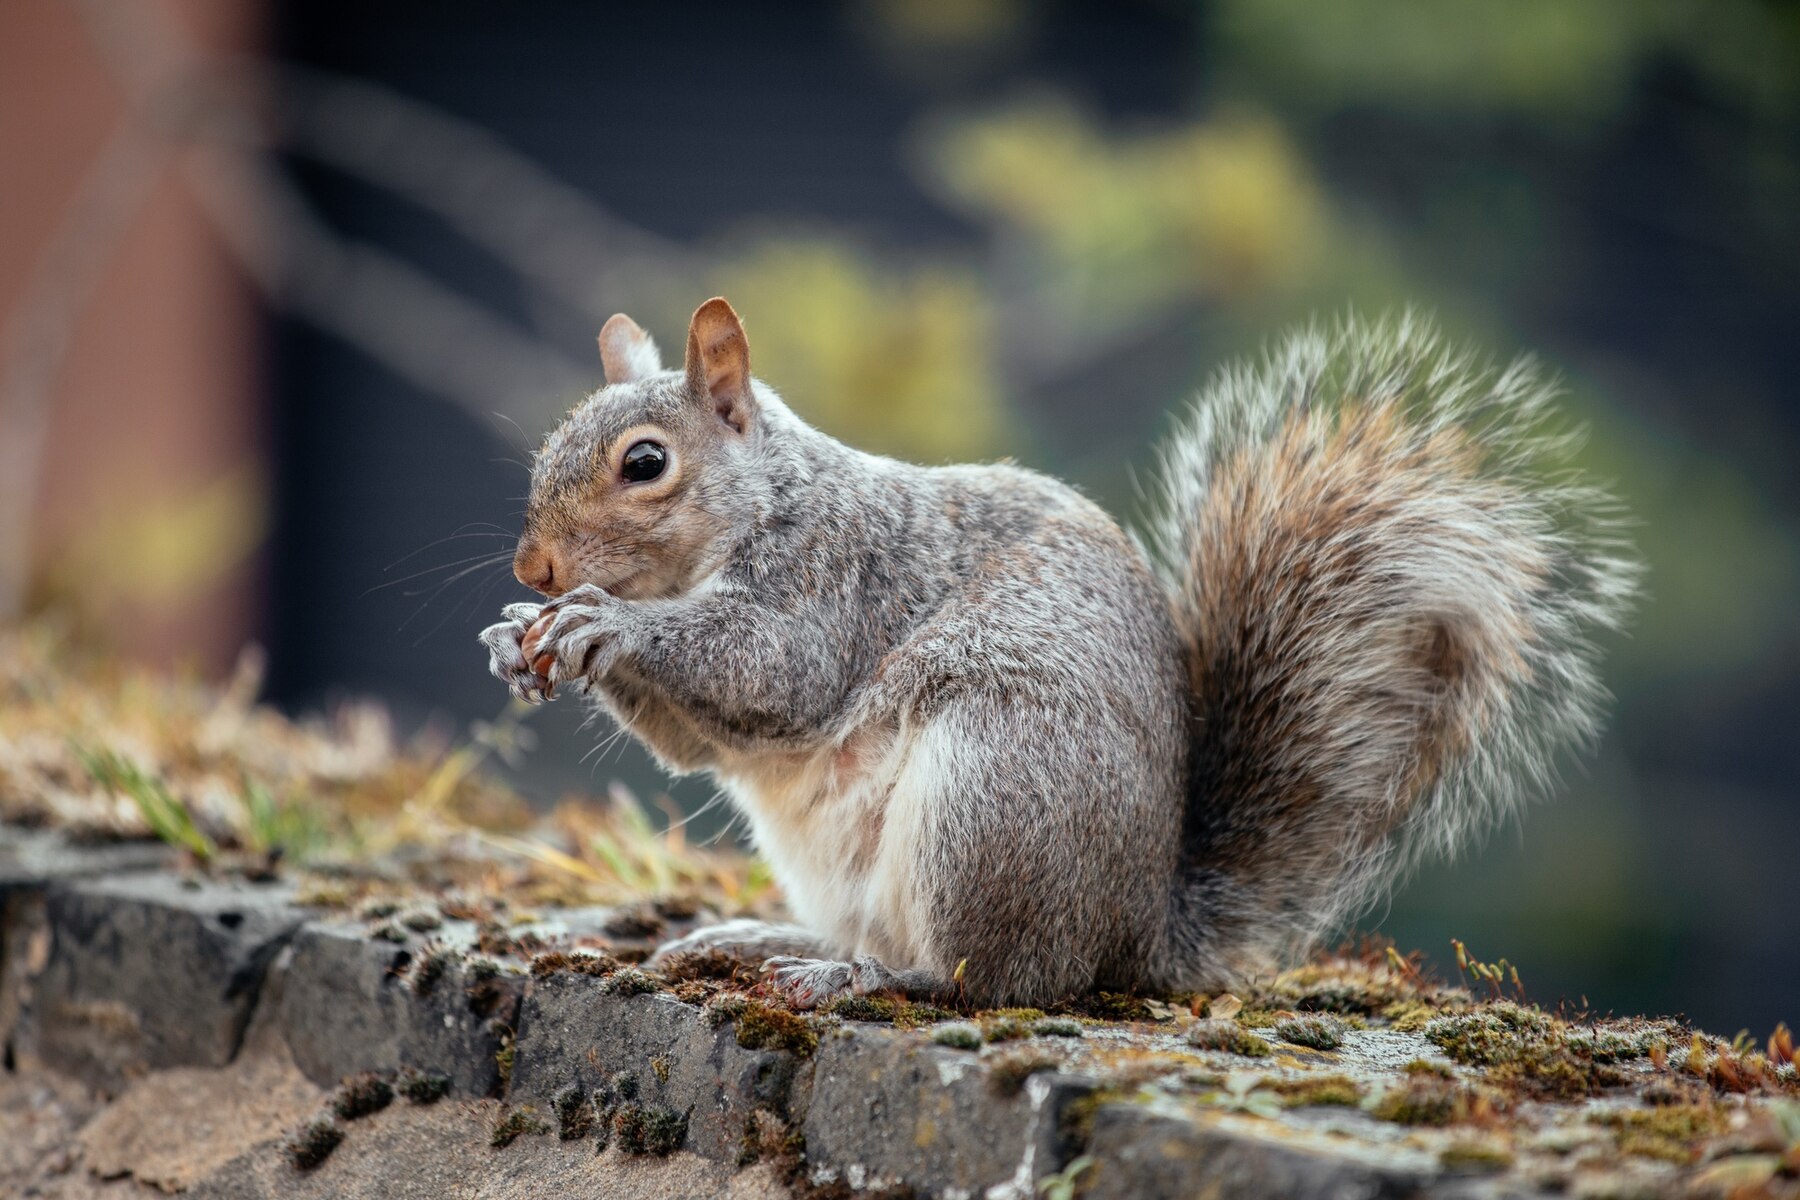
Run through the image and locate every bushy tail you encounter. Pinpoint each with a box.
[1142,314,1640,986]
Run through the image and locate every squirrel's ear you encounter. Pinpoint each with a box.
[598,314,662,384]
[684,297,754,434]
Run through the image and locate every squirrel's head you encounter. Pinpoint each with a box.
[515,297,774,601]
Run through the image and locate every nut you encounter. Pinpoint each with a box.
[523,614,556,683]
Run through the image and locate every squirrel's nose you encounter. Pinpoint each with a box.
[514,542,565,597]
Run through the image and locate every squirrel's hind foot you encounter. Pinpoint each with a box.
[764,955,951,1010]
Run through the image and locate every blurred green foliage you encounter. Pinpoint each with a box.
[1216,0,1800,122]
[708,239,1005,462]
[926,101,1325,310]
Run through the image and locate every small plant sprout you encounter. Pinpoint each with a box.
[1451,939,1525,1001]
[1215,1074,1282,1119]
[1037,1154,1094,1200]
[75,744,216,861]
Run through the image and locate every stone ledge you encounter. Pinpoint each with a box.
[2,829,1796,1200]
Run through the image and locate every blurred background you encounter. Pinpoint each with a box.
[2,0,1795,1032]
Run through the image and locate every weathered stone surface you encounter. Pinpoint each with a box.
[0,830,176,895]
[0,1063,107,1196]
[14,874,307,1088]
[803,1023,1095,1198]
[509,975,802,1161]
[183,1099,791,1200]
[1081,1099,1437,1200]
[77,1045,323,1190]
[277,916,523,1097]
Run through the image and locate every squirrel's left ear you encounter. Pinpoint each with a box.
[684,297,755,434]
[598,314,662,384]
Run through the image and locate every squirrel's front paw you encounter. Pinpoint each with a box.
[523,586,620,694]
[479,602,548,703]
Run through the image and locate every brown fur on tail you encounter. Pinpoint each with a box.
[1145,315,1639,985]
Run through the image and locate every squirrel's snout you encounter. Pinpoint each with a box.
[514,541,565,597]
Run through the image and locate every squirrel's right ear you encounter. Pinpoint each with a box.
[598,314,663,384]
[685,297,755,434]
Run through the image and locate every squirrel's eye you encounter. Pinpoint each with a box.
[620,439,668,484]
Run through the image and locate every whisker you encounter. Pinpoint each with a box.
[380,530,515,574]
[395,555,513,635]
[368,550,514,596]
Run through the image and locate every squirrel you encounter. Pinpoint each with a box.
[479,297,1639,1009]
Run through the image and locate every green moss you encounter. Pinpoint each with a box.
[495,1030,516,1089]
[1370,1075,1478,1126]
[285,1115,343,1171]
[1031,1017,1085,1038]
[1055,993,1154,1022]
[411,947,454,996]
[1439,1141,1513,1171]
[933,1023,983,1050]
[553,1086,593,1140]
[734,1000,820,1056]
[987,1007,1048,1022]
[330,1072,394,1120]
[613,1104,687,1155]
[529,950,618,979]
[490,1107,550,1148]
[400,908,442,933]
[1186,1019,1272,1057]
[396,1069,451,1105]
[600,967,664,996]
[655,947,756,985]
[984,1017,1033,1043]
[1383,1000,1439,1032]
[702,993,750,1028]
[1235,1007,1284,1029]
[1423,1003,1627,1100]
[1592,1103,1729,1164]
[1403,1058,1454,1078]
[1273,1015,1344,1050]
[822,994,959,1028]
[1271,1074,1363,1107]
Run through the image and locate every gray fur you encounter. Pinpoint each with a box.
[480,307,1638,1007]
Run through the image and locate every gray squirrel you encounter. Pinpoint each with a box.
[479,297,1638,1008]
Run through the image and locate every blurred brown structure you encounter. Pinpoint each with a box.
[0,0,265,673]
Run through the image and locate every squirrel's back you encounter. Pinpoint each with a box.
[1145,315,1639,987]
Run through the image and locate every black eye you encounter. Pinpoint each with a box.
[620,439,667,484]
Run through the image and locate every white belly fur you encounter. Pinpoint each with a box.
[719,715,961,972]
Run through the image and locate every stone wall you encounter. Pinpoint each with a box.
[3,828,1796,1199]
